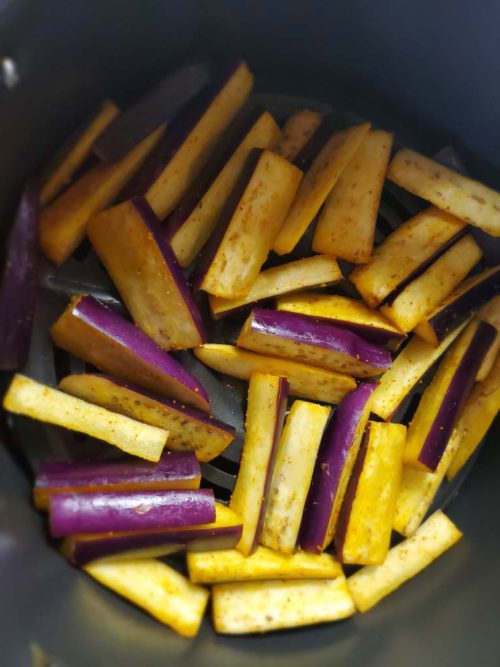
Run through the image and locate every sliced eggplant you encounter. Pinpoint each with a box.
[34,451,201,510]
[51,295,210,412]
[62,502,242,564]
[404,320,497,471]
[349,207,467,308]
[476,296,500,380]
[313,129,393,263]
[230,374,288,555]
[49,488,215,536]
[209,255,342,319]
[273,123,371,255]
[84,559,209,637]
[276,292,406,348]
[193,344,356,404]
[274,109,323,162]
[447,353,500,480]
[260,400,331,554]
[347,511,462,612]
[370,321,469,421]
[414,266,500,346]
[388,148,500,237]
[167,109,281,267]
[393,436,460,538]
[87,197,206,350]
[128,61,254,220]
[3,375,168,461]
[380,235,482,333]
[196,149,302,298]
[0,184,40,370]
[187,546,342,584]
[237,308,392,378]
[59,374,233,462]
[39,126,163,265]
[41,101,119,204]
[94,62,211,162]
[298,381,376,554]
[335,421,406,565]
[212,576,355,634]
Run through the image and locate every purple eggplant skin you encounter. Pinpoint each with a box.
[94,62,212,163]
[273,313,405,348]
[63,523,243,565]
[49,488,215,537]
[35,451,201,504]
[52,294,210,412]
[419,321,496,470]
[191,149,263,289]
[0,184,40,370]
[334,428,371,559]
[425,267,500,342]
[381,228,467,307]
[130,197,207,343]
[124,61,244,200]
[166,105,266,240]
[298,381,377,554]
[246,309,392,372]
[252,376,289,552]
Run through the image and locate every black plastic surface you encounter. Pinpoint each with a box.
[1,1,499,665]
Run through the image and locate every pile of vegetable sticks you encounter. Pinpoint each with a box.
[1,58,499,637]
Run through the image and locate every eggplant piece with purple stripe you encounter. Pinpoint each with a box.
[276,292,406,349]
[350,207,467,308]
[194,149,302,299]
[51,295,210,412]
[40,101,119,204]
[94,62,212,162]
[335,421,406,565]
[230,373,288,555]
[59,374,234,462]
[0,184,40,370]
[62,502,242,565]
[404,320,497,471]
[166,107,281,267]
[125,61,253,220]
[34,451,201,511]
[274,109,323,162]
[299,381,377,554]
[260,399,331,554]
[379,235,482,333]
[237,308,392,378]
[49,488,215,537]
[87,197,206,351]
[414,266,500,346]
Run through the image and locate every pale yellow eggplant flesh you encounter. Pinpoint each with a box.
[273,122,371,255]
[229,373,288,555]
[336,422,406,565]
[193,344,356,405]
[349,207,467,308]
[3,375,168,461]
[313,129,393,263]
[84,558,209,637]
[347,510,462,612]
[212,576,355,634]
[260,400,330,554]
[388,147,500,237]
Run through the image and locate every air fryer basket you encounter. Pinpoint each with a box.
[0,1,499,666]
